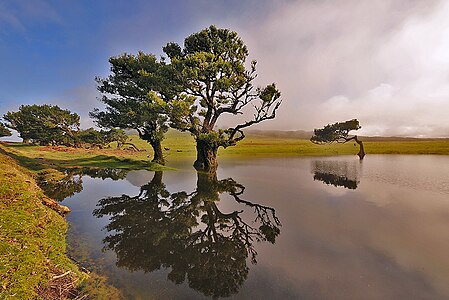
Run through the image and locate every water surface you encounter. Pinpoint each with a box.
[60,155,449,299]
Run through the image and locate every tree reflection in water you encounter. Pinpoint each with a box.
[311,160,360,189]
[93,171,281,298]
[38,168,130,201]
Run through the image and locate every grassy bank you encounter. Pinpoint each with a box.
[1,131,449,173]
[125,130,449,159]
[0,150,120,299]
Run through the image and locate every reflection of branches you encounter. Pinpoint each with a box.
[77,168,129,180]
[38,170,83,201]
[38,168,130,201]
[93,171,281,299]
[313,172,358,189]
[311,160,360,190]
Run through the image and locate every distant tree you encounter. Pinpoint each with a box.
[3,104,80,146]
[91,52,170,164]
[77,128,104,148]
[310,119,365,159]
[76,127,132,150]
[312,160,360,189]
[161,25,282,172]
[0,122,11,138]
[77,127,129,149]
[103,128,128,149]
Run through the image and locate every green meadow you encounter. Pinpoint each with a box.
[2,130,448,173]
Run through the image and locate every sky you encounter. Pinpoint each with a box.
[1,0,448,138]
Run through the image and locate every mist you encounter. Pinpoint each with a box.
[234,0,448,137]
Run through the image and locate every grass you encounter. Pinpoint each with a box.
[1,130,449,174]
[0,150,121,299]
[0,142,166,173]
[127,130,449,159]
[0,150,80,298]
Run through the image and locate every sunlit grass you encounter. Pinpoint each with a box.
[1,130,448,175]
[0,151,81,297]
[0,150,122,298]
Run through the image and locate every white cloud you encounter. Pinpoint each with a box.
[228,0,449,137]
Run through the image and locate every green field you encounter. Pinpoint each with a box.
[0,149,121,298]
[2,130,449,174]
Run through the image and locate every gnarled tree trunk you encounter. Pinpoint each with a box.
[193,139,218,173]
[150,139,165,165]
[353,136,365,160]
[138,128,165,165]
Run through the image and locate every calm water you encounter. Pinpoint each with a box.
[59,155,449,299]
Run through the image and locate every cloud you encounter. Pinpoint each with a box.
[0,0,61,34]
[228,0,447,136]
[2,0,449,137]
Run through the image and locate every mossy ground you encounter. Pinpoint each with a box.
[0,150,120,299]
[2,130,449,172]
[0,150,80,298]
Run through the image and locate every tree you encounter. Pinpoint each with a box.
[77,128,104,148]
[161,25,282,172]
[0,122,11,138]
[91,52,170,164]
[3,104,80,146]
[310,119,366,159]
[312,160,360,189]
[76,128,128,149]
[93,170,281,298]
[37,168,130,201]
[103,128,128,149]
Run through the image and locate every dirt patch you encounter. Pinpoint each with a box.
[41,146,78,153]
[35,269,81,300]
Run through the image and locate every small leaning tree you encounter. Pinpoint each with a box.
[162,25,282,172]
[91,52,171,164]
[310,119,366,159]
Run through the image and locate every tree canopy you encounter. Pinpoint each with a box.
[3,104,80,146]
[77,128,127,149]
[161,25,282,171]
[91,52,169,164]
[92,25,282,169]
[0,122,11,138]
[310,119,365,159]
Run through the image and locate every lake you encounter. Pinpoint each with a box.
[59,155,449,299]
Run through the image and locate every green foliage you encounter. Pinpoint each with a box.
[0,122,12,137]
[311,119,361,144]
[3,104,80,146]
[92,25,282,169]
[104,128,127,146]
[77,128,104,146]
[91,52,169,155]
[163,25,282,151]
[77,128,127,148]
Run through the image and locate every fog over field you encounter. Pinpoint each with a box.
[1,0,448,137]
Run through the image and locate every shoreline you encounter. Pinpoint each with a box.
[0,148,121,298]
[1,136,448,297]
